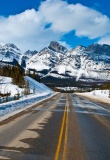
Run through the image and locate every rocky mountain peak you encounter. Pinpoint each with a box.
[24,50,38,56]
[70,45,86,56]
[86,43,110,56]
[4,43,21,52]
[0,41,110,83]
[48,41,68,54]
[76,45,86,49]
[0,43,22,65]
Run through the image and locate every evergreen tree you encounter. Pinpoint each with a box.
[5,95,9,102]
[0,64,25,87]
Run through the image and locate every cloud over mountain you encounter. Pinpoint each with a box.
[0,0,110,51]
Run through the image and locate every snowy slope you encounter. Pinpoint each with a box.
[0,76,23,96]
[0,41,110,82]
[26,42,110,82]
[0,43,38,67]
[26,47,67,75]
[0,76,52,96]
[24,76,52,94]
[80,90,109,98]
[0,76,55,120]
[21,50,38,67]
[0,43,22,64]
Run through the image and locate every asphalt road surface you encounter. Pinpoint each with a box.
[0,93,110,160]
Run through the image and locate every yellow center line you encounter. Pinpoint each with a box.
[62,106,68,160]
[54,95,68,160]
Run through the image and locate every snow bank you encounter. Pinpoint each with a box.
[0,76,22,96]
[0,76,53,96]
[0,92,55,119]
[0,76,55,120]
[82,90,109,98]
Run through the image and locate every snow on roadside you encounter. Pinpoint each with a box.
[0,76,53,96]
[0,92,57,122]
[0,76,22,96]
[81,90,109,98]
[0,76,56,121]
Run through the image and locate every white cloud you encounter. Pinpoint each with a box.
[40,0,110,38]
[0,0,110,51]
[98,35,110,45]
[0,8,64,52]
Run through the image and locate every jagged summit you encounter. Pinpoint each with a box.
[48,41,68,54]
[21,50,38,68]
[0,41,110,83]
[4,43,21,51]
[69,45,86,56]
[26,42,110,81]
[0,43,22,64]
[24,50,38,56]
[86,43,110,54]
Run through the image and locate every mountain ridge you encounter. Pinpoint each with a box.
[0,41,110,85]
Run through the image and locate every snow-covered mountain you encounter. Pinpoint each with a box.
[26,42,110,82]
[0,43,22,64]
[0,44,38,67]
[0,41,110,84]
[26,46,67,76]
[21,50,38,67]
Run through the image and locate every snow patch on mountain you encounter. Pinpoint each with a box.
[0,76,55,121]
[0,41,110,82]
[26,46,67,73]
[0,43,22,64]
[21,50,38,67]
[26,42,110,81]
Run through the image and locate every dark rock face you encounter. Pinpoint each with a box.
[86,44,110,55]
[86,44,110,63]
[48,41,68,54]
[21,50,38,68]
[24,50,38,57]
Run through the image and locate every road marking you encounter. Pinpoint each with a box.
[54,95,68,160]
[54,106,66,160]
[62,95,69,160]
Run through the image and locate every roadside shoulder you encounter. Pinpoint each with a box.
[74,93,110,107]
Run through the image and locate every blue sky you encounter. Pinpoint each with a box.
[0,0,110,51]
[0,0,110,17]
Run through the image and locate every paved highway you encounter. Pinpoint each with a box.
[0,93,110,160]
